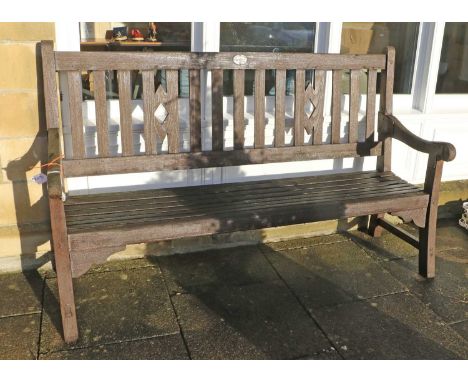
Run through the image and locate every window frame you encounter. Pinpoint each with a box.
[429,22,468,113]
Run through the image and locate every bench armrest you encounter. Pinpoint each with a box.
[381,113,456,162]
[47,128,63,199]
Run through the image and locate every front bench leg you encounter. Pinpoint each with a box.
[419,155,444,278]
[49,197,79,343]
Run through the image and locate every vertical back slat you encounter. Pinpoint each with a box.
[67,71,85,159]
[165,69,180,154]
[254,69,265,148]
[211,69,224,151]
[366,69,377,142]
[294,69,305,146]
[312,70,326,145]
[117,70,133,156]
[233,69,245,150]
[349,69,360,143]
[93,70,109,157]
[380,49,394,114]
[377,47,395,172]
[189,69,202,152]
[274,69,286,147]
[142,70,156,155]
[331,70,342,144]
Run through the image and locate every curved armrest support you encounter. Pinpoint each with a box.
[47,128,63,199]
[381,113,456,162]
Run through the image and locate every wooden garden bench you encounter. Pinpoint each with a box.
[40,41,456,343]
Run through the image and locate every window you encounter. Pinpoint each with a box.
[79,22,191,99]
[220,22,316,95]
[80,22,191,51]
[340,22,420,94]
[436,23,468,94]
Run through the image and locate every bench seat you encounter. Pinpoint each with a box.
[64,171,429,253]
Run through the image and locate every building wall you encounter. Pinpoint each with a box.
[0,23,55,267]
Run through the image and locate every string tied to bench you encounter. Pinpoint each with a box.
[30,154,63,184]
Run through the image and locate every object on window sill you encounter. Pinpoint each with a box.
[113,26,128,41]
[147,22,158,42]
[131,28,144,41]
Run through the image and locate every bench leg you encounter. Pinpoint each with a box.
[419,224,436,279]
[368,213,384,237]
[418,157,444,279]
[49,198,79,343]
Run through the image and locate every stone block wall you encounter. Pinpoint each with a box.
[0,23,55,270]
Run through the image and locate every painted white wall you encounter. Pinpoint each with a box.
[58,22,468,195]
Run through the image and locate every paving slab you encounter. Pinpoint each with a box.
[346,230,418,262]
[44,258,158,279]
[0,314,40,359]
[265,233,349,251]
[158,246,278,294]
[295,349,342,359]
[172,280,331,359]
[40,266,179,353]
[375,219,467,252]
[313,292,468,359]
[41,334,188,360]
[0,271,43,317]
[429,220,468,251]
[263,241,407,309]
[450,320,468,340]
[380,250,467,324]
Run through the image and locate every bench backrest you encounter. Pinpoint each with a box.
[41,41,395,178]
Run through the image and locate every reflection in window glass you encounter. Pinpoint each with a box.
[436,23,468,94]
[79,22,191,99]
[340,22,420,94]
[220,23,316,96]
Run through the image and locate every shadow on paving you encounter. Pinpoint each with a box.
[147,230,467,360]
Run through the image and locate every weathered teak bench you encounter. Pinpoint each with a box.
[40,41,456,343]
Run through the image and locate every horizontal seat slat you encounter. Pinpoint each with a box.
[55,52,387,71]
[62,142,383,177]
[65,176,414,216]
[65,170,400,207]
[65,170,396,205]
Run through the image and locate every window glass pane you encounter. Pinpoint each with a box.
[436,23,468,94]
[220,22,316,95]
[79,22,191,99]
[340,22,419,94]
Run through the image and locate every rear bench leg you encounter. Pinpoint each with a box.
[368,213,384,237]
[49,198,79,343]
[419,157,444,279]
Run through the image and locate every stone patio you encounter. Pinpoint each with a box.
[0,219,466,360]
